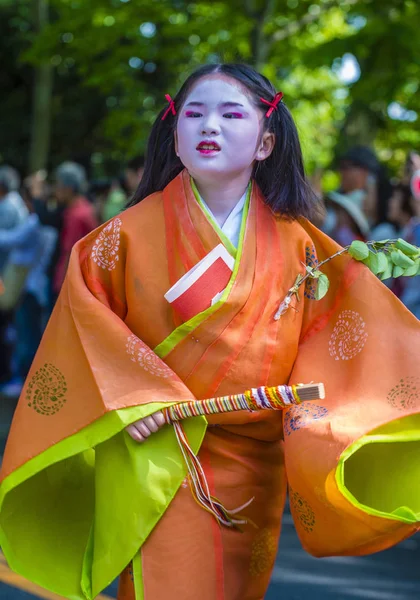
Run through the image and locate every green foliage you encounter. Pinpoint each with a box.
[352,238,420,282]
[1,0,420,173]
[292,237,420,310]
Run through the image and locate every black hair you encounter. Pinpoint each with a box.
[129,63,317,219]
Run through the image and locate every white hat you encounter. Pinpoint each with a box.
[326,190,370,237]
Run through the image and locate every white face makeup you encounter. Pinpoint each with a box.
[176,75,271,183]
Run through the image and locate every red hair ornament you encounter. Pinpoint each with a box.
[260,92,284,117]
[161,94,176,120]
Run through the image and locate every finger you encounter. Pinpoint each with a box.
[135,421,152,438]
[142,416,159,433]
[125,424,146,443]
[152,411,166,427]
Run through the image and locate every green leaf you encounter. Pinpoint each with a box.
[380,260,393,281]
[348,241,370,261]
[402,262,420,277]
[390,250,415,268]
[307,268,322,279]
[363,251,381,275]
[392,265,405,278]
[395,239,420,257]
[376,252,389,274]
[314,273,330,300]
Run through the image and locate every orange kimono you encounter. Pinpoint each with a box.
[0,170,419,600]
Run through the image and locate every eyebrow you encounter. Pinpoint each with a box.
[185,101,245,108]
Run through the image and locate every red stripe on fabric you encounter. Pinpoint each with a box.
[201,446,225,600]
[163,190,185,328]
[253,208,282,382]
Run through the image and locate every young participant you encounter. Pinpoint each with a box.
[0,64,419,600]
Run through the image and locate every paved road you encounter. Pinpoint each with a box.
[267,513,420,600]
[0,515,418,599]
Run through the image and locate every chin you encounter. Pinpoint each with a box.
[188,162,245,180]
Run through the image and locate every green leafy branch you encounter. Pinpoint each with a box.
[274,238,420,320]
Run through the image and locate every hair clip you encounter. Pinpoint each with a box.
[260,92,284,117]
[161,94,177,121]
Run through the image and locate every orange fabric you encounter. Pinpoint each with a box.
[287,221,420,556]
[1,170,419,600]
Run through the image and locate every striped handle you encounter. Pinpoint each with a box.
[163,383,325,423]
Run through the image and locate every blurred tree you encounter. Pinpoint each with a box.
[29,0,53,172]
[0,0,419,178]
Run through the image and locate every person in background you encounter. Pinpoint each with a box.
[0,166,28,225]
[336,146,380,225]
[0,212,56,397]
[24,171,66,312]
[387,183,415,237]
[0,167,29,384]
[321,146,379,243]
[399,152,420,319]
[123,155,145,198]
[52,162,99,297]
[0,167,28,271]
[323,189,370,246]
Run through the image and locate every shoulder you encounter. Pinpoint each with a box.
[118,191,164,234]
[271,213,319,248]
[77,191,165,253]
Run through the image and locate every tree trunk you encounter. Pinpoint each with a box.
[245,0,277,69]
[28,0,53,173]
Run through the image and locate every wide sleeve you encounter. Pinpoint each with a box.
[0,215,206,599]
[285,221,420,557]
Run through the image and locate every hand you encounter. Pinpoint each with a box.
[125,411,166,442]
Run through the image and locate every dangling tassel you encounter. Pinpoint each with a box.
[173,421,254,529]
[164,383,325,529]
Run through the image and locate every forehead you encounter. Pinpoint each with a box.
[184,74,254,107]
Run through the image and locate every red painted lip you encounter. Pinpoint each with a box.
[196,140,221,151]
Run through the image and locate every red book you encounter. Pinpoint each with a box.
[164,244,235,322]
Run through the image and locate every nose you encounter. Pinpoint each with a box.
[201,112,220,136]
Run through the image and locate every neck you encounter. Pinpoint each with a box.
[193,169,251,226]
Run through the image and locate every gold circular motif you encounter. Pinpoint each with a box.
[26,363,67,416]
[289,489,316,533]
[387,377,420,411]
[249,528,277,577]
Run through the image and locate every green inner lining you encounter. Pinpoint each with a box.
[0,404,206,599]
[338,414,420,523]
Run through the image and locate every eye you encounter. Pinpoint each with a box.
[185,111,202,118]
[223,112,243,119]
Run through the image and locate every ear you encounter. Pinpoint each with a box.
[255,131,275,162]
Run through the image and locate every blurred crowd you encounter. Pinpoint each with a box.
[0,147,419,397]
[0,156,144,396]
